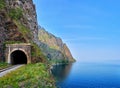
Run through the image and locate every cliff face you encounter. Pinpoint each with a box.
[0,0,42,62]
[0,0,75,63]
[0,13,6,61]
[38,27,75,63]
[5,0,39,43]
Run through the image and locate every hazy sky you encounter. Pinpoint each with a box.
[33,0,120,63]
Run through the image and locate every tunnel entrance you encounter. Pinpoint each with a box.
[11,50,27,65]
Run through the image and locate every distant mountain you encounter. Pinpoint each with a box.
[38,27,75,63]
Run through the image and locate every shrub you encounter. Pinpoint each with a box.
[31,43,47,63]
[0,63,56,88]
[14,20,32,41]
[9,8,23,20]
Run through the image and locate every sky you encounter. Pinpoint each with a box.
[33,0,120,63]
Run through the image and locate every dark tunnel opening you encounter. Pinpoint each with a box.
[11,50,27,65]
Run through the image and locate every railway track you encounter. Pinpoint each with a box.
[0,64,24,77]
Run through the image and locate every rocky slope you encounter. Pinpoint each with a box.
[5,0,39,43]
[0,0,44,62]
[38,27,75,63]
[0,0,75,63]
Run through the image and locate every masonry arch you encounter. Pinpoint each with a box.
[5,43,31,64]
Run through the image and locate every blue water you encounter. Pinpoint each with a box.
[51,62,120,88]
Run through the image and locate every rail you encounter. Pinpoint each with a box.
[0,65,24,77]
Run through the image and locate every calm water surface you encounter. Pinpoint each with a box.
[51,62,120,88]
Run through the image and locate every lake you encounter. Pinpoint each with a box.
[51,62,120,88]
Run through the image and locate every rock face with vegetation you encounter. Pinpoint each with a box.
[38,27,75,63]
[0,0,44,62]
[0,0,75,63]
[6,0,38,43]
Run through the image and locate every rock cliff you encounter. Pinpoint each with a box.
[5,0,39,43]
[38,27,75,63]
[0,0,44,62]
[0,0,75,63]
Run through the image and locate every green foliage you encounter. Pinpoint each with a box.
[9,8,23,20]
[0,63,56,88]
[31,43,47,63]
[50,46,59,50]
[0,62,10,70]
[4,41,22,44]
[14,20,32,41]
[49,59,69,65]
[0,0,5,10]
[31,43,42,56]
[3,41,23,50]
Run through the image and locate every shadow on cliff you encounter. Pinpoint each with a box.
[38,41,68,63]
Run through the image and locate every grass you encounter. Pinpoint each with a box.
[9,8,23,20]
[0,0,5,10]
[0,63,56,88]
[4,41,22,44]
[31,42,47,63]
[0,62,10,70]
[14,20,32,42]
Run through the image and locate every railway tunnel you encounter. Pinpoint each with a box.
[11,50,27,65]
[6,43,31,65]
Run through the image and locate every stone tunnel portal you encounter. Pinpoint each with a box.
[6,43,31,65]
[11,50,27,65]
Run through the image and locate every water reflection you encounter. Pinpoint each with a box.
[51,63,73,81]
[52,62,120,88]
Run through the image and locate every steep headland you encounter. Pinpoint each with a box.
[38,27,75,63]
